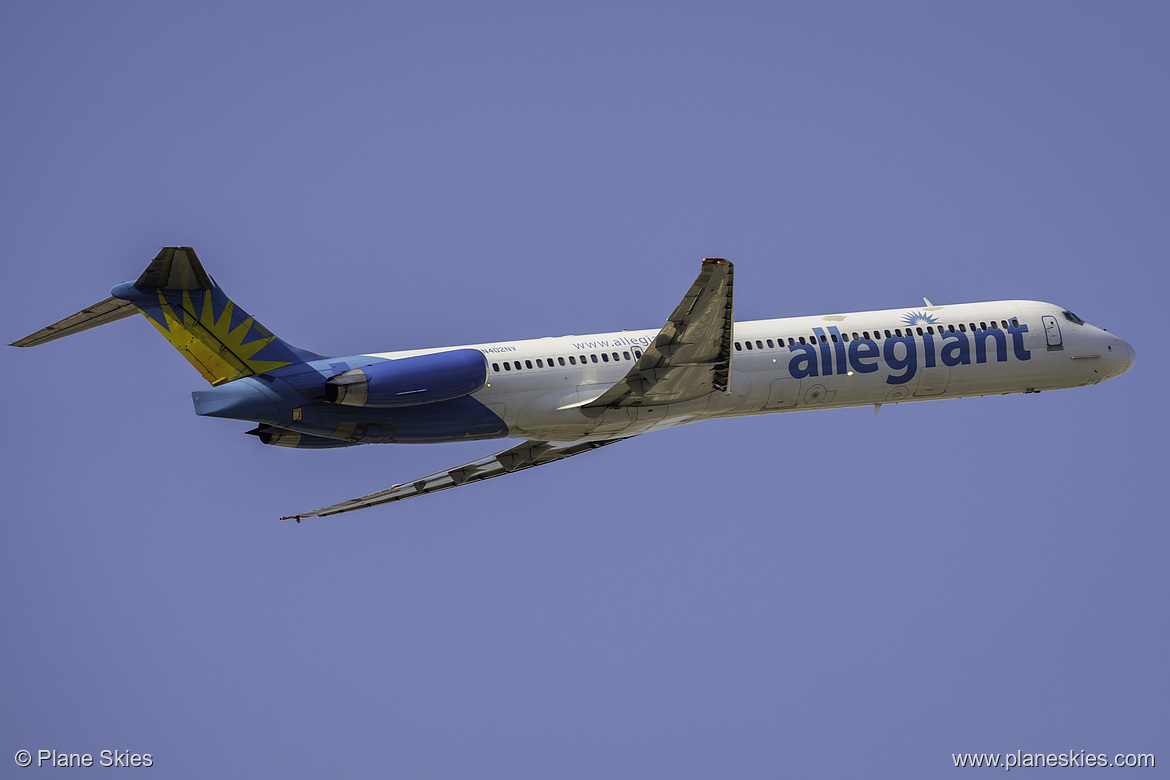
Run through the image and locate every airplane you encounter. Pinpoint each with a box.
[12,247,1135,521]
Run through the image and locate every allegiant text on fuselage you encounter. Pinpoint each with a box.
[786,324,1031,385]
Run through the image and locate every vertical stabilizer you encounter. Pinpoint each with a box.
[109,247,318,385]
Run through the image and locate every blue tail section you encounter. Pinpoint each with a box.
[111,247,318,386]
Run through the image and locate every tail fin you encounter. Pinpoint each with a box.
[13,247,318,386]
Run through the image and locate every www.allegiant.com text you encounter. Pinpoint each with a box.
[953,751,1154,770]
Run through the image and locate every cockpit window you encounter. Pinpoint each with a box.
[1062,310,1085,325]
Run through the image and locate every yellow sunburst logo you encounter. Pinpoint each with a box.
[142,290,293,385]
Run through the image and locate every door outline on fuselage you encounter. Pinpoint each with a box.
[1042,315,1063,351]
[914,364,951,397]
[765,376,800,409]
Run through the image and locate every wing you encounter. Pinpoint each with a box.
[11,296,140,347]
[280,437,627,520]
[584,258,733,409]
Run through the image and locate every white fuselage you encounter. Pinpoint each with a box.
[370,300,1135,442]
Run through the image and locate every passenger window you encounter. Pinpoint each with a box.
[788,338,796,346]
[633,349,643,359]
[514,361,522,370]
[895,329,902,337]
[755,340,763,349]
[745,341,753,350]
[525,360,533,369]
[492,363,500,372]
[916,327,923,336]
[536,359,544,368]
[504,363,512,371]
[766,339,774,348]
[569,356,576,365]
[799,336,807,345]
[884,329,891,338]
[559,357,566,366]
[591,354,598,363]
[735,342,742,351]
[959,324,967,332]
[1011,318,1019,328]
[830,333,838,343]
[623,351,630,360]
[601,353,609,362]
[820,334,828,343]
[863,331,870,340]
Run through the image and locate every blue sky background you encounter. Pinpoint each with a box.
[2,2,1166,777]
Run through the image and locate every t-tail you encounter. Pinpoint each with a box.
[11,247,318,385]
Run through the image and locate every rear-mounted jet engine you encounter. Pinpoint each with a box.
[323,348,487,407]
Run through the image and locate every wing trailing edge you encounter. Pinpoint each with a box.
[280,437,628,520]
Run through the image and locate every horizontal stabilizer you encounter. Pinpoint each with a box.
[11,296,139,347]
[134,246,214,291]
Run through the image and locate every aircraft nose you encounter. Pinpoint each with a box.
[1106,337,1136,378]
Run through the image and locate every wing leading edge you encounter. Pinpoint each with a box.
[281,438,627,520]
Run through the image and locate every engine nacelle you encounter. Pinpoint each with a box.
[323,349,487,408]
[248,425,360,449]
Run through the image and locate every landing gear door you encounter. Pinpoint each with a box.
[1042,315,1063,350]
